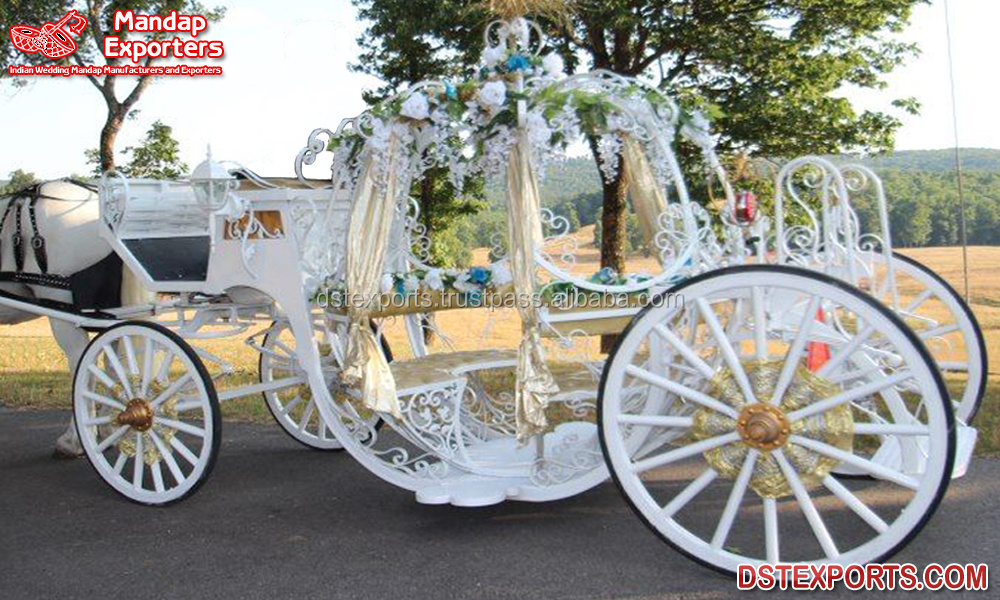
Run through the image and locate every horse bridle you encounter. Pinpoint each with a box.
[0,179,97,288]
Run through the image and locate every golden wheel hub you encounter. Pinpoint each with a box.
[736,403,791,451]
[117,399,155,431]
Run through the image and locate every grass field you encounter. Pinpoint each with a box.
[2,244,997,455]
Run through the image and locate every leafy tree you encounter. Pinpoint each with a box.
[351,0,486,267]
[1,169,41,194]
[85,119,187,178]
[2,1,225,172]
[350,0,927,274]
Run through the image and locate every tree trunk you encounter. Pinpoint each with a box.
[592,144,629,353]
[99,109,124,173]
[599,165,629,274]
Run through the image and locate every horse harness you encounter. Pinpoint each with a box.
[0,179,97,290]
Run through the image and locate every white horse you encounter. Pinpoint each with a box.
[1,180,148,457]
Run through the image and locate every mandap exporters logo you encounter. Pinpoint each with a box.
[10,9,88,60]
[8,9,223,77]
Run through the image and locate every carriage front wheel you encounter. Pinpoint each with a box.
[599,265,955,573]
[73,322,221,505]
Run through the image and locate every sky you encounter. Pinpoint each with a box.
[1,0,998,179]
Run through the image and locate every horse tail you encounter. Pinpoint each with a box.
[120,266,154,306]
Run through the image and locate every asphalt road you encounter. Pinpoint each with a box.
[2,407,997,599]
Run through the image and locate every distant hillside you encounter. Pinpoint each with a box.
[832,148,1000,172]
[486,149,1000,208]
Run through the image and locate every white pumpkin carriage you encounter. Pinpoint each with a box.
[241,14,968,572]
[0,9,979,576]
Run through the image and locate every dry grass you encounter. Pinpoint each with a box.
[2,244,997,454]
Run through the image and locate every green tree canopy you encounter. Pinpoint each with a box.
[86,119,187,178]
[351,0,927,274]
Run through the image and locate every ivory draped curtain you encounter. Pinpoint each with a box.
[341,135,404,419]
[622,137,669,255]
[506,130,560,441]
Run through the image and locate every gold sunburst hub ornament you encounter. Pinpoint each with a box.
[691,360,854,499]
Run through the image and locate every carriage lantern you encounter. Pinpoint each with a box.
[191,146,237,212]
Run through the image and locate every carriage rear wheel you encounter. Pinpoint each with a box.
[259,320,390,450]
[259,321,343,451]
[882,252,988,423]
[599,265,955,573]
[73,322,221,506]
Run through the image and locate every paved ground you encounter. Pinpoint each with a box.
[1,407,997,599]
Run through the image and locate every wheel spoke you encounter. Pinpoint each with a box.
[769,295,822,405]
[774,449,839,559]
[156,417,206,438]
[616,415,693,428]
[631,432,740,473]
[168,435,200,466]
[787,370,912,421]
[149,430,185,485]
[83,391,125,411]
[151,461,165,493]
[298,400,316,433]
[103,346,133,398]
[651,324,715,379]
[822,475,889,533]
[96,425,129,453]
[695,298,757,404]
[763,497,779,563]
[122,335,139,376]
[88,364,117,392]
[816,325,876,379]
[904,289,934,313]
[154,350,175,384]
[141,337,155,397]
[625,365,739,419]
[937,361,968,372]
[112,452,127,475]
[711,449,758,549]
[919,323,960,340]
[752,286,768,361]
[662,468,717,518]
[853,423,930,437]
[132,433,144,490]
[82,415,112,427]
[279,395,305,418]
[173,399,205,413]
[150,373,194,409]
[789,435,920,489]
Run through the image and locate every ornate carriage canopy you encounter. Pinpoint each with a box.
[324,9,725,438]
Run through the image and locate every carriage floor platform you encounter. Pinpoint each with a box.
[2,407,996,599]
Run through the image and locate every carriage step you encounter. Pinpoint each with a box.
[415,478,525,507]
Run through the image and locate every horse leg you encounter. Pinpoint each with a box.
[50,318,91,459]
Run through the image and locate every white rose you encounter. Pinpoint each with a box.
[490,260,512,286]
[452,272,479,293]
[370,118,390,151]
[483,45,505,66]
[542,53,564,78]
[404,275,420,293]
[399,93,430,121]
[478,80,507,110]
[525,111,552,145]
[424,268,444,291]
[380,273,396,294]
